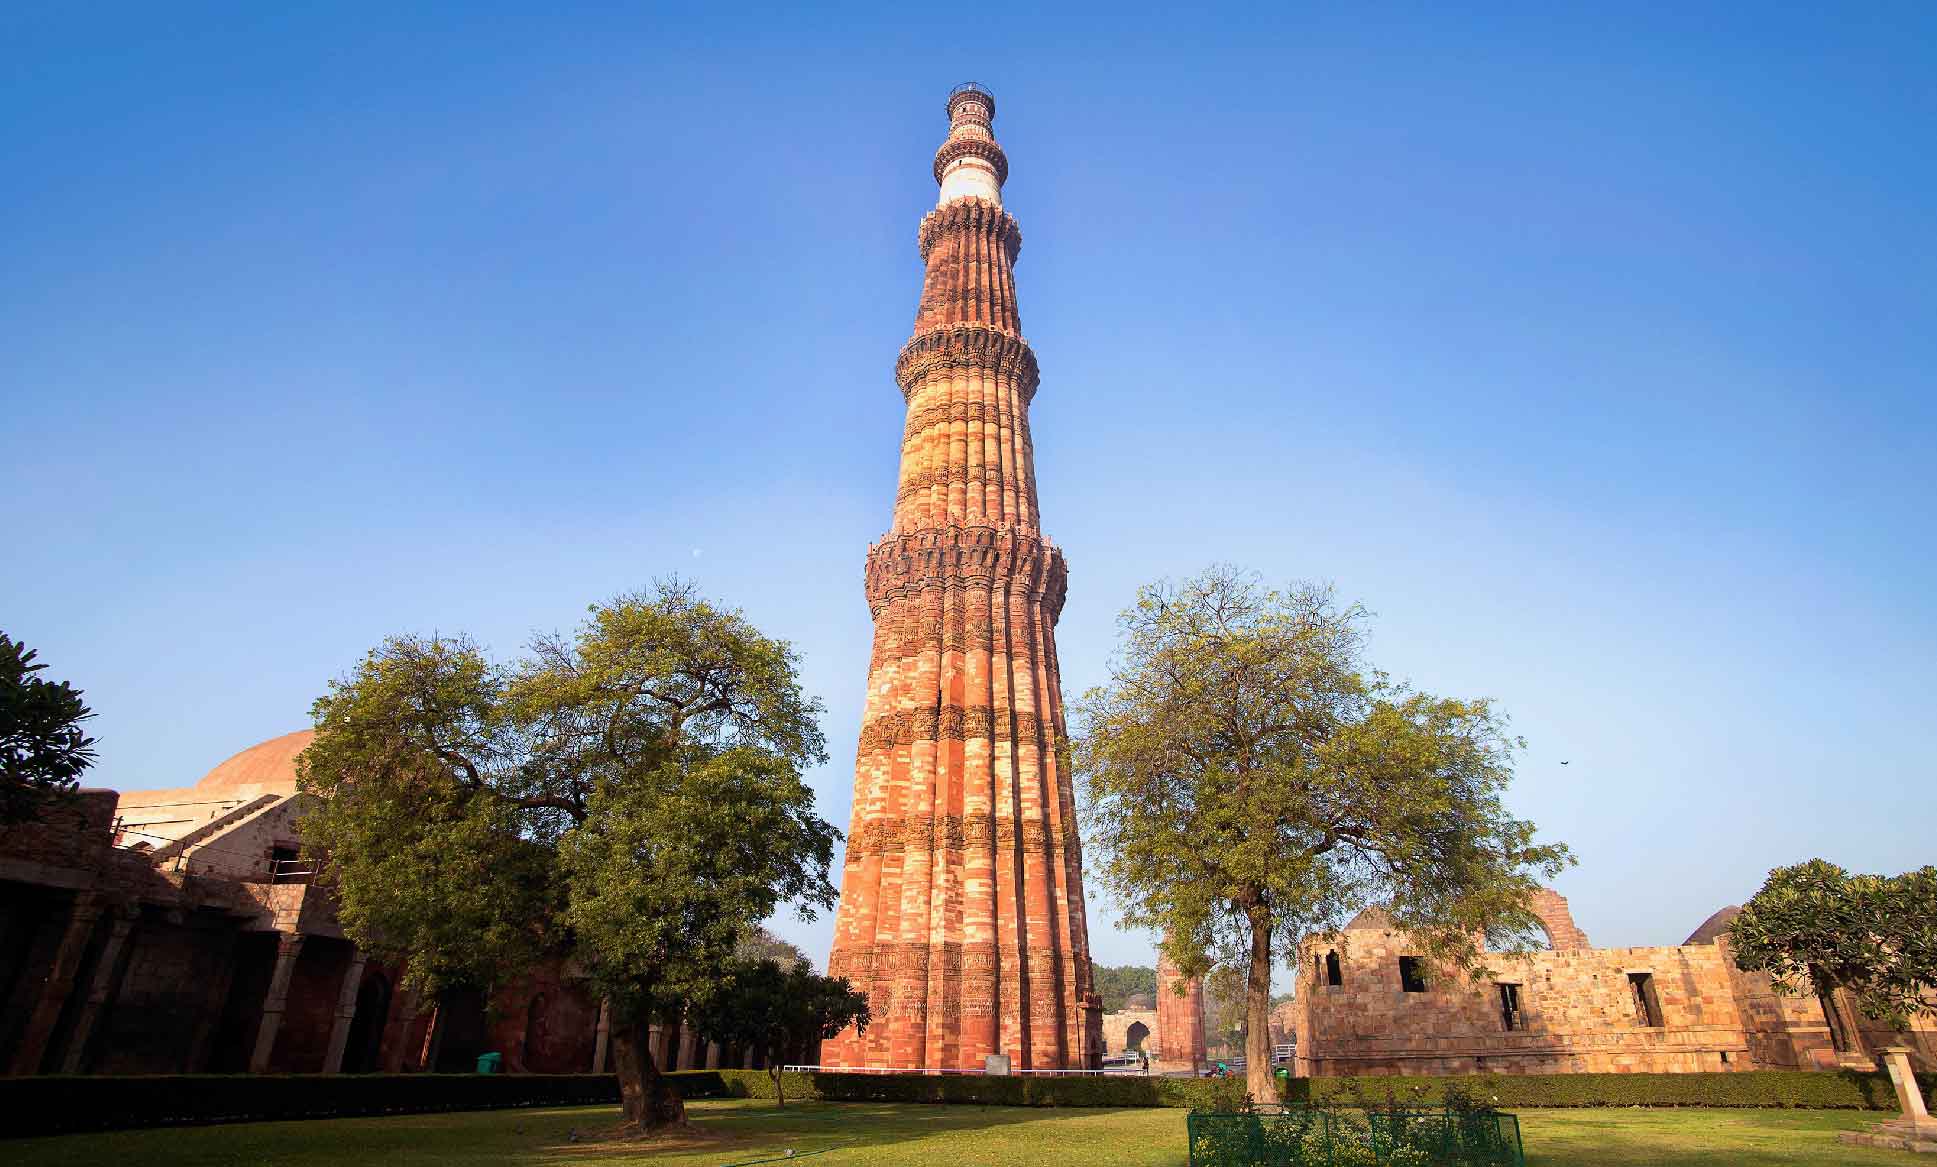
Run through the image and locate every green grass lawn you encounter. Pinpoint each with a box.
[6,1099,1923,1166]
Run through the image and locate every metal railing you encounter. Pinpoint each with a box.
[269,857,318,884]
[780,1063,1112,1077]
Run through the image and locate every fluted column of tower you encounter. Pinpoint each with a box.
[824,85,1102,1071]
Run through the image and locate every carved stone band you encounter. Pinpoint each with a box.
[855,707,1055,752]
[895,324,1039,403]
[863,525,1067,618]
[932,136,1009,189]
[918,197,1022,262]
[841,812,1082,861]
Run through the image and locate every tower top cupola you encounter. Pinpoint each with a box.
[934,82,1007,207]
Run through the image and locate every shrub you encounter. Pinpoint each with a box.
[8,1064,1926,1139]
[717,1067,1930,1113]
[1284,1069,1933,1111]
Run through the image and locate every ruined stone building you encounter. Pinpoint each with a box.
[0,732,767,1077]
[1291,889,1935,1077]
[1097,952,1209,1075]
[823,85,1103,1071]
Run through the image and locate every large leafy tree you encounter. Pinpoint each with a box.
[1,632,98,825]
[735,925,812,967]
[1073,567,1572,1101]
[1728,859,1937,1048]
[1092,964,1157,1013]
[1202,965,1249,1058]
[688,957,869,1107]
[298,581,838,1132]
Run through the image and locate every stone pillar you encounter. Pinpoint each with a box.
[705,1040,721,1069]
[742,1045,754,1070]
[58,905,138,1074]
[321,949,369,1074]
[8,891,102,1076]
[1881,1046,1932,1123]
[1825,989,1876,1068]
[591,999,611,1072]
[678,1026,700,1072]
[1153,949,1207,1075]
[419,999,445,1072]
[249,933,306,1074]
[381,985,422,1072]
[183,935,241,1074]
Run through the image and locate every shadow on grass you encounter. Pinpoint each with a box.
[529,1099,1127,1164]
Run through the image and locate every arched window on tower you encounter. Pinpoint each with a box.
[1325,950,1342,987]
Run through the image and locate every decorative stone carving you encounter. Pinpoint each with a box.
[895,325,1039,402]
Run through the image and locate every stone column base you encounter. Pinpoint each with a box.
[1838,1116,1937,1154]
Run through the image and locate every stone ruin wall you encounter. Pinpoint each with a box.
[1288,890,1934,1078]
[1711,934,1841,1070]
[1099,1009,1157,1055]
[1295,928,1752,1076]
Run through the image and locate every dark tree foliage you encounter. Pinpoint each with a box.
[688,958,869,1106]
[0,632,97,825]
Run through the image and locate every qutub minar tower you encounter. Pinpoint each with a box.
[823,84,1104,1071]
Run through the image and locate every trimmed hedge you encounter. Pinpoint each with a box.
[1286,1070,1934,1112]
[707,1068,1933,1114]
[8,1066,1930,1138]
[709,1068,1249,1110]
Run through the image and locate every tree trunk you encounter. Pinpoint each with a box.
[611,1017,687,1131]
[1245,907,1275,1105]
[771,1056,785,1108]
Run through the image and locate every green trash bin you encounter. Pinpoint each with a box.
[476,1051,503,1074]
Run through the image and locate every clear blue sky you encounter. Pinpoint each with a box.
[4,4,1932,973]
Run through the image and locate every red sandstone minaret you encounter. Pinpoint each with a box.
[1152,950,1207,1075]
[822,85,1103,1071]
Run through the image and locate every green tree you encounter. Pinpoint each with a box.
[1202,965,1248,1057]
[1092,963,1157,1012]
[688,957,870,1106]
[1073,567,1572,1101]
[1728,859,1937,1048]
[297,581,837,1132]
[736,925,812,968]
[1,632,98,825]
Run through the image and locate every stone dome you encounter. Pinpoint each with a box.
[1683,905,1742,946]
[191,730,314,796]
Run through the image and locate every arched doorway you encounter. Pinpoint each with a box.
[522,993,550,1072]
[1125,1021,1150,1052]
[430,987,489,1073]
[341,971,391,1073]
